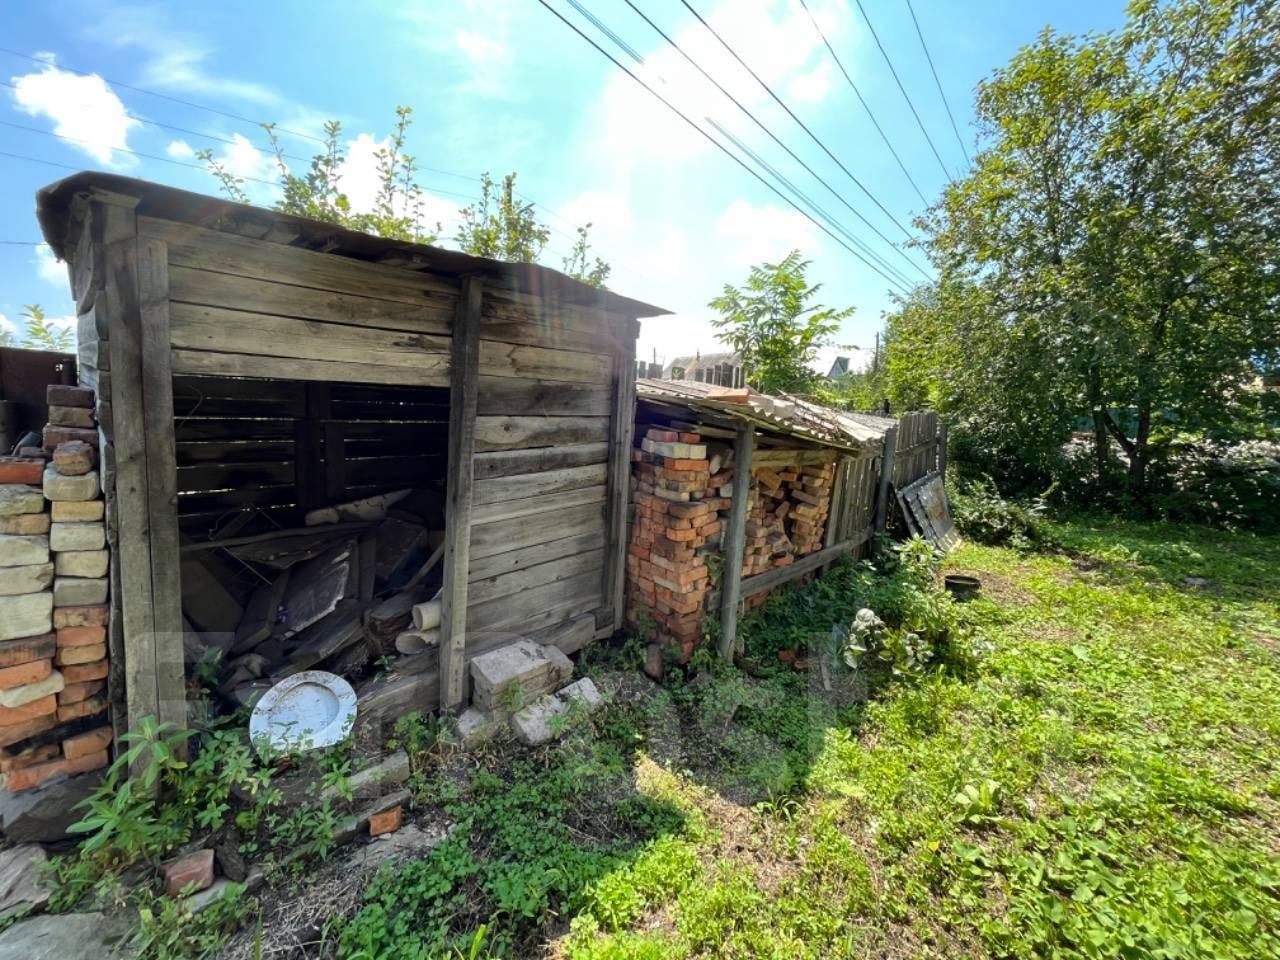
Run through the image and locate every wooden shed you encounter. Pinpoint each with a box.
[34,172,667,743]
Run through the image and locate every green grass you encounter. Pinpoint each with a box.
[336,516,1280,959]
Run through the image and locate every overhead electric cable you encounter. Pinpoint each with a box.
[851,0,952,179]
[620,0,928,280]
[903,0,970,165]
[794,0,929,206]
[676,0,917,243]
[533,0,913,294]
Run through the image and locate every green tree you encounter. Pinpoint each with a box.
[454,172,549,262]
[885,0,1280,499]
[710,251,851,394]
[200,107,439,244]
[561,223,611,289]
[21,304,74,352]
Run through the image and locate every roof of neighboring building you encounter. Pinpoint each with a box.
[636,378,895,452]
[662,350,740,378]
[828,356,851,377]
[34,171,671,319]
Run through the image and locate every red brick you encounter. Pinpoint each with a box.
[58,680,106,705]
[46,385,95,408]
[60,660,108,684]
[662,458,709,472]
[369,805,403,836]
[645,428,678,443]
[0,694,57,727]
[42,426,98,451]
[664,527,695,542]
[5,748,108,793]
[53,605,109,629]
[0,634,56,669]
[56,626,105,648]
[0,659,52,690]
[0,712,59,749]
[677,432,701,443]
[57,693,107,722]
[0,741,60,773]
[55,643,106,666]
[0,459,44,484]
[163,849,214,897]
[63,725,113,760]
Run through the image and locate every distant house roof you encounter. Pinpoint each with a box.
[636,377,895,452]
[828,356,851,378]
[662,350,741,379]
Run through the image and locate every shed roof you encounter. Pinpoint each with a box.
[636,378,894,452]
[34,171,670,319]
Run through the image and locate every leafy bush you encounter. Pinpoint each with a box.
[1149,437,1280,530]
[948,475,1052,548]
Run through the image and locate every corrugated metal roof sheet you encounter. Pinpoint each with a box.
[636,378,894,451]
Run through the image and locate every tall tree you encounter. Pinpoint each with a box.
[454,172,549,262]
[710,251,851,394]
[886,0,1280,498]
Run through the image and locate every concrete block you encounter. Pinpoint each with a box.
[52,605,108,629]
[50,500,103,523]
[0,514,49,536]
[558,677,604,710]
[510,694,569,746]
[47,406,95,429]
[470,640,565,711]
[0,668,62,708]
[0,536,48,569]
[454,706,500,748]
[0,593,52,642]
[42,466,98,502]
[0,562,54,597]
[54,551,108,579]
[46,385,94,409]
[0,486,44,518]
[52,576,108,607]
[49,522,105,553]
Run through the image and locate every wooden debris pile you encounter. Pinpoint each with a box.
[182,487,447,720]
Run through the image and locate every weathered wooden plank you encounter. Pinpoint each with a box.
[137,237,187,735]
[469,501,606,561]
[103,197,160,744]
[473,416,610,452]
[469,484,606,525]
[440,276,482,710]
[468,548,605,605]
[472,442,609,479]
[171,303,453,372]
[175,440,295,465]
[874,426,898,534]
[477,340,611,385]
[176,461,295,490]
[140,216,459,303]
[169,264,455,334]
[467,529,605,583]
[171,349,450,387]
[472,463,608,505]
[604,332,637,631]
[751,447,838,467]
[719,423,754,660]
[476,377,611,417]
[466,570,602,634]
[740,528,874,599]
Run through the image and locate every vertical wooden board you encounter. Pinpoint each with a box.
[605,335,637,630]
[875,427,897,534]
[137,237,187,736]
[440,276,482,710]
[103,205,161,739]
[719,423,754,659]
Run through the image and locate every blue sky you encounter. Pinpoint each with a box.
[0,0,1127,371]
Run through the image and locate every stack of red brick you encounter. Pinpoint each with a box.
[0,384,112,793]
[625,426,728,658]
[743,462,834,576]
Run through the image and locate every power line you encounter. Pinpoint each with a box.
[533,0,912,294]
[619,0,928,280]
[0,240,44,245]
[795,0,929,207]
[903,0,970,166]
[676,0,917,243]
[851,0,952,180]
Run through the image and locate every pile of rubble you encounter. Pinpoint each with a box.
[0,385,110,795]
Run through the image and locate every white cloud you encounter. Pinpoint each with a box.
[787,60,834,103]
[336,133,464,240]
[455,29,507,66]
[46,314,77,330]
[9,63,138,165]
[167,139,196,159]
[0,313,15,339]
[716,198,820,268]
[34,244,66,286]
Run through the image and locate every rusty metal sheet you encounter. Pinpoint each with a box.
[896,471,960,552]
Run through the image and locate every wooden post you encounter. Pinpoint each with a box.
[439,276,482,710]
[937,422,948,481]
[718,422,753,661]
[874,426,898,534]
[604,320,638,631]
[137,237,187,737]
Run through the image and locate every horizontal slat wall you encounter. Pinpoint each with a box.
[173,376,450,536]
[466,365,614,639]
